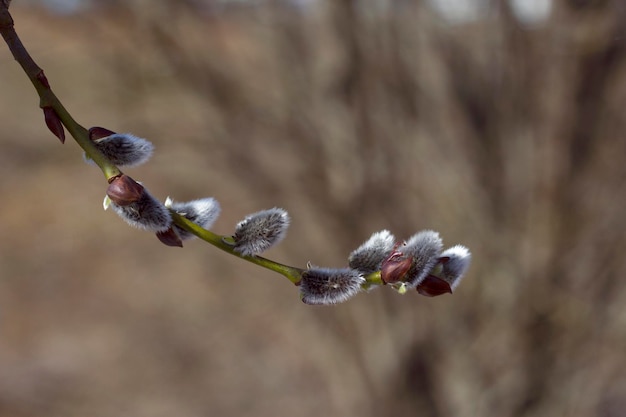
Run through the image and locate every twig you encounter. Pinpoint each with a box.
[0,3,469,304]
[0,4,120,180]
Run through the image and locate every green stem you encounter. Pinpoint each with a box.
[364,271,384,286]
[0,5,120,181]
[170,211,305,285]
[172,211,385,289]
[1,3,387,293]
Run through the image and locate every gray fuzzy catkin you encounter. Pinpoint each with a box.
[109,189,172,232]
[300,267,364,305]
[402,230,443,288]
[167,197,221,240]
[440,245,472,290]
[348,230,396,273]
[85,133,154,167]
[233,208,289,256]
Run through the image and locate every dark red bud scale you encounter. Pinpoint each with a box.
[89,126,116,141]
[156,227,184,248]
[416,274,452,297]
[106,174,144,206]
[43,106,65,143]
[380,250,412,284]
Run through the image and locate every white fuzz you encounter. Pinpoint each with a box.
[348,230,396,273]
[84,133,154,167]
[300,267,364,305]
[108,189,171,232]
[233,208,290,256]
[402,230,443,288]
[167,197,221,240]
[439,245,472,290]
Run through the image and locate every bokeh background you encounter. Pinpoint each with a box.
[1,1,625,416]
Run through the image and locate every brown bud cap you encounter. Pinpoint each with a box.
[438,256,451,264]
[416,274,453,297]
[89,126,117,141]
[106,174,144,206]
[156,227,183,248]
[43,106,65,143]
[380,250,412,284]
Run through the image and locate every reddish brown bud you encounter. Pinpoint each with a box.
[416,274,453,297]
[156,227,183,248]
[380,250,412,284]
[89,126,117,140]
[36,70,50,89]
[106,174,144,206]
[43,106,65,143]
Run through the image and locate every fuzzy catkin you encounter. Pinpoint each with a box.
[300,267,364,305]
[108,190,171,232]
[233,208,290,256]
[439,245,472,290]
[348,230,396,273]
[167,197,221,240]
[402,230,443,288]
[85,133,154,167]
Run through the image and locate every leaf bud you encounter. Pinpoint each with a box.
[43,106,65,143]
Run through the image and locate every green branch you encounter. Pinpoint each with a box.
[169,211,383,287]
[0,3,470,304]
[0,5,120,181]
[170,211,305,284]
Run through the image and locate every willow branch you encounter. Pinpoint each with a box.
[170,211,306,284]
[0,4,120,180]
[0,3,470,303]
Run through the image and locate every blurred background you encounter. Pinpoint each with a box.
[1,0,625,416]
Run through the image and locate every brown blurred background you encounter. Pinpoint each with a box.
[1,1,625,416]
